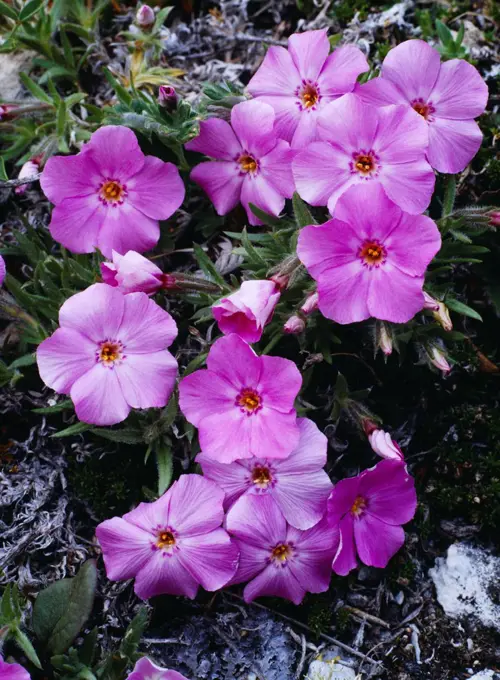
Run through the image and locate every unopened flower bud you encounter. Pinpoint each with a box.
[368,429,404,462]
[423,292,440,311]
[0,254,5,287]
[377,322,393,356]
[300,291,319,315]
[136,4,155,28]
[433,301,452,332]
[284,314,305,334]
[427,344,451,374]
[15,159,40,195]
[158,85,178,112]
[269,273,289,291]
[0,104,17,121]
[488,211,500,227]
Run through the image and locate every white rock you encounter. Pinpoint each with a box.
[306,659,357,680]
[429,543,500,631]
[468,671,499,680]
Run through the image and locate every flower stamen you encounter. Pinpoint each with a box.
[252,465,272,488]
[156,530,176,549]
[359,240,386,267]
[411,98,435,121]
[271,543,292,563]
[351,495,367,517]
[97,340,124,366]
[239,154,258,174]
[99,179,127,206]
[236,387,262,415]
[351,150,380,178]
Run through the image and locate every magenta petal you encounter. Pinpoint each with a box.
[258,355,302,413]
[226,495,287,549]
[291,110,321,149]
[116,351,177,409]
[333,183,403,243]
[273,469,332,529]
[367,266,425,323]
[134,550,199,600]
[96,516,152,581]
[298,220,359,278]
[179,528,239,591]
[293,141,350,207]
[185,117,241,160]
[386,213,441,277]
[198,410,253,463]
[41,153,99,204]
[354,514,405,568]
[427,117,483,174]
[59,283,125,342]
[359,460,417,525]
[318,45,369,97]
[240,175,285,226]
[247,46,301,97]
[327,476,360,526]
[253,94,301,144]
[119,292,178,352]
[127,156,185,220]
[373,104,429,165]
[317,94,378,154]
[259,140,295,198]
[249,408,299,459]
[380,157,435,215]
[196,454,250,509]
[355,76,405,107]
[190,161,242,216]
[207,334,261,388]
[431,58,488,120]
[129,658,189,680]
[231,100,276,157]
[96,202,160,258]
[36,328,95,394]
[0,255,5,286]
[287,518,337,592]
[278,418,327,472]
[317,263,370,324]
[71,363,130,425]
[332,514,357,575]
[243,563,306,604]
[230,538,272,584]
[167,475,225,535]
[381,39,441,102]
[85,125,145,181]
[49,195,103,254]
[0,659,31,680]
[288,29,329,82]
[179,371,235,427]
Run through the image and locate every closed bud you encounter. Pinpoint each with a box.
[427,344,451,374]
[489,211,500,227]
[300,291,319,315]
[15,159,40,196]
[376,322,393,356]
[0,104,17,121]
[368,429,404,462]
[433,301,452,332]
[136,4,155,28]
[269,273,289,291]
[158,85,178,112]
[423,292,440,311]
[283,314,305,334]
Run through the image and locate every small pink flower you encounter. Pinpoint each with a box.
[41,126,185,257]
[0,255,5,286]
[0,656,30,680]
[185,100,295,226]
[297,183,441,324]
[328,460,417,575]
[423,292,440,311]
[489,211,500,227]
[36,283,178,426]
[15,159,39,195]
[212,280,280,343]
[96,475,239,600]
[368,429,404,462]
[179,334,301,463]
[127,658,188,680]
[159,86,178,111]
[101,250,176,295]
[283,315,305,334]
[226,495,338,604]
[300,291,319,315]
[247,29,368,149]
[293,92,435,216]
[136,4,155,27]
[356,40,488,174]
[427,344,451,374]
[197,418,332,530]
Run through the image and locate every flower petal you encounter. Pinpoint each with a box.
[317,262,370,324]
[257,355,302,413]
[84,125,145,181]
[71,363,130,425]
[332,515,358,575]
[48,195,103,254]
[243,562,306,604]
[259,140,295,197]
[179,528,239,591]
[327,476,361,526]
[207,334,262,388]
[59,283,125,342]
[247,46,301,97]
[354,514,405,568]
[190,161,242,216]
[277,418,327,473]
[96,201,160,258]
[185,117,241,160]
[385,213,441,277]
[196,454,250,509]
[359,459,417,525]
[231,100,277,157]
[287,517,338,591]
[116,351,177,409]
[249,408,300,459]
[96,516,152,581]
[380,157,435,215]
[240,174,285,226]
[291,109,321,149]
[318,45,369,97]
[179,370,236,427]
[355,77,406,107]
[119,292,178,352]
[198,410,253,463]
[230,538,272,584]
[167,475,225,536]
[427,117,483,174]
[226,495,287,549]
[134,549,198,599]
[288,29,330,82]
[317,94,379,154]
[273,469,332,529]
[252,94,301,144]
[127,156,185,220]
[293,141,351,207]
[367,265,425,323]
[41,153,99,204]
[374,104,429,165]
[298,219,359,279]
[36,328,95,394]
[381,39,441,102]
[431,58,488,120]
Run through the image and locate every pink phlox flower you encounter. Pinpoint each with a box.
[293,92,435,215]
[179,333,301,463]
[96,474,239,600]
[127,658,188,680]
[40,125,185,257]
[0,656,30,680]
[185,100,295,226]
[247,29,368,149]
[283,315,305,334]
[328,459,417,575]
[297,183,442,324]
[212,279,280,343]
[15,159,40,195]
[197,417,332,530]
[36,283,178,426]
[368,429,404,462]
[226,494,339,604]
[356,39,488,174]
[101,250,176,295]
[0,255,5,286]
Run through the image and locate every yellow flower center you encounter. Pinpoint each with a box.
[98,341,122,364]
[300,82,319,109]
[271,543,292,562]
[239,154,258,173]
[359,241,386,266]
[252,465,272,487]
[411,99,435,121]
[100,180,126,204]
[355,154,375,174]
[156,530,176,549]
[236,388,262,414]
[351,496,367,517]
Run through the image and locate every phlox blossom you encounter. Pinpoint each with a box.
[36,283,178,426]
[293,92,435,215]
[0,255,5,286]
[327,460,417,575]
[96,475,239,600]
[212,279,280,343]
[40,125,185,257]
[185,100,295,225]
[179,334,301,463]
[197,418,332,530]
[226,495,338,604]
[368,429,404,462]
[127,658,188,680]
[0,656,30,680]
[101,250,176,295]
[297,183,441,324]
[356,39,488,174]
[247,29,368,149]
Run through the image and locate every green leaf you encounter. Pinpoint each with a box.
[153,5,172,31]
[182,352,208,377]
[455,22,465,46]
[292,192,316,228]
[240,227,267,266]
[19,72,53,104]
[13,628,42,668]
[79,627,98,667]
[8,353,36,370]
[103,68,133,106]
[60,28,75,68]
[0,584,20,624]
[156,443,173,496]
[0,158,8,181]
[91,427,144,444]
[436,19,454,47]
[32,560,97,655]
[249,203,282,227]
[65,92,87,108]
[193,243,227,288]
[56,99,67,138]
[51,421,91,438]
[33,399,74,414]
[445,298,482,322]
[119,607,149,659]
[0,0,18,20]
[19,0,44,21]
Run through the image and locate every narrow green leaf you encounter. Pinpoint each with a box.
[436,19,454,47]
[103,68,133,106]
[193,243,226,288]
[13,628,42,668]
[241,227,267,266]
[91,427,144,444]
[8,353,36,369]
[445,298,482,322]
[59,28,75,68]
[292,192,316,227]
[64,92,87,108]
[33,399,73,414]
[153,5,172,31]
[156,443,173,496]
[0,158,8,181]
[51,421,91,438]
[19,0,44,21]
[249,202,282,227]
[0,0,18,20]
[79,627,98,667]
[455,22,465,46]
[56,99,66,138]
[19,72,52,104]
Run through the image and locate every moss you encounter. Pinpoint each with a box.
[333,606,351,635]
[307,593,332,636]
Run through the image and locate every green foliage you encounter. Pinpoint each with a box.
[0,585,42,668]
[435,19,468,60]
[97,608,149,680]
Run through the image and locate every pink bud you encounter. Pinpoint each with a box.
[283,315,305,334]
[368,429,404,462]
[0,104,16,121]
[15,159,40,195]
[489,211,500,227]
[423,292,440,311]
[300,291,319,315]
[0,254,5,287]
[428,345,451,374]
[270,273,289,291]
[136,4,155,27]
[377,323,393,356]
[159,273,179,290]
[158,85,178,111]
[433,301,453,332]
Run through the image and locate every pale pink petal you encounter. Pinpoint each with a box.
[380,158,435,215]
[288,29,330,82]
[273,470,332,529]
[123,497,169,534]
[355,77,406,107]
[240,174,285,226]
[198,410,253,463]
[317,94,379,154]
[431,59,488,120]
[331,514,357,575]
[49,195,103,254]
[291,110,321,149]
[41,153,99,204]
[259,140,295,197]
[317,262,370,324]
[354,514,405,568]
[110,250,163,295]
[179,528,239,590]
[318,45,369,97]
[206,334,262,388]
[167,475,225,536]
[374,104,429,164]
[70,363,130,425]
[249,408,300,459]
[96,202,160,258]
[292,141,351,207]
[247,46,301,97]
[359,460,417,525]
[333,183,403,243]
[258,355,302,413]
[179,371,236,427]
[0,659,31,680]
[134,549,198,599]
[116,351,177,409]
[36,328,95,394]
[101,261,118,286]
[119,292,178,352]
[127,156,185,220]
[367,265,425,323]
[386,213,441,276]
[196,454,250,509]
[427,117,483,174]
[277,418,327,473]
[0,255,5,286]
[85,125,145,181]
[243,562,306,604]
[190,161,242,216]
[297,220,359,278]
[59,283,125,342]
[381,39,441,102]
[287,518,337,591]
[96,516,152,581]
[226,495,287,549]
[185,117,241,160]
[231,100,276,157]
[252,94,301,144]
[230,539,272,584]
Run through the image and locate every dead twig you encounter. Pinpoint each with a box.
[0,173,42,188]
[343,606,391,629]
